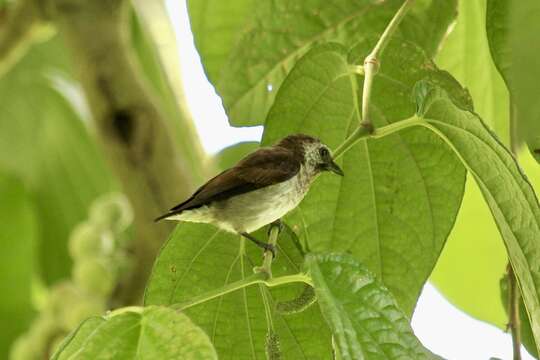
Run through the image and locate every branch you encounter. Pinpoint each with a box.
[47,0,206,304]
[0,0,52,77]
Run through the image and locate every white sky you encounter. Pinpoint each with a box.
[166,1,535,359]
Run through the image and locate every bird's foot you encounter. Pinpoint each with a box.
[267,219,284,237]
[241,232,277,258]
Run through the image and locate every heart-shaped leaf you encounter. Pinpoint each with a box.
[262,40,468,315]
[145,223,333,358]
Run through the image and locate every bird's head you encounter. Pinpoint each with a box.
[278,134,344,176]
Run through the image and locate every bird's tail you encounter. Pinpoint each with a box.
[154,212,176,222]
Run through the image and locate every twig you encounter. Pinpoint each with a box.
[333,0,416,158]
[361,0,416,126]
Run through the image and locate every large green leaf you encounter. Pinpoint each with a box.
[187,0,255,85]
[435,0,509,145]
[262,40,468,315]
[52,306,217,359]
[306,253,437,359]
[431,148,540,330]
[415,80,540,354]
[431,0,540,331]
[215,0,457,126]
[0,39,116,283]
[145,223,333,359]
[0,174,38,359]
[486,0,540,163]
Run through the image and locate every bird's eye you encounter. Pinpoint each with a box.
[319,147,329,158]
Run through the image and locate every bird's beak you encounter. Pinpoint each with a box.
[327,159,344,176]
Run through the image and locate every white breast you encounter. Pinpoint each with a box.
[217,174,308,233]
[177,167,314,234]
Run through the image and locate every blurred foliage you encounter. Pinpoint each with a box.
[10,193,133,360]
[0,174,37,358]
[131,6,207,183]
[0,37,116,285]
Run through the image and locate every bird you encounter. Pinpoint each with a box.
[155,134,344,255]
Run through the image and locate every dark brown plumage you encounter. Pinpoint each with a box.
[154,134,318,222]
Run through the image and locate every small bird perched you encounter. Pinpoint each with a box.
[155,134,343,254]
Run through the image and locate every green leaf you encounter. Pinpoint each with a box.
[216,0,457,126]
[414,80,540,354]
[145,223,333,358]
[431,149,540,330]
[0,38,116,283]
[187,0,255,85]
[215,141,259,171]
[0,174,38,359]
[52,306,217,359]
[486,0,540,163]
[432,0,540,331]
[305,253,437,360]
[436,0,510,145]
[262,41,468,315]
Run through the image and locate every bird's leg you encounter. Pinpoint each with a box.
[241,232,276,258]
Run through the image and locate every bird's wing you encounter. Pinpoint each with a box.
[155,146,300,220]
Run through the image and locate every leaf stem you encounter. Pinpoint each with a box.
[173,273,312,312]
[361,0,416,126]
[333,116,424,159]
